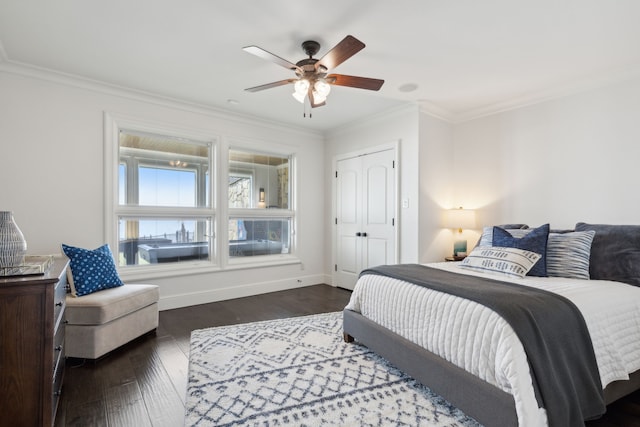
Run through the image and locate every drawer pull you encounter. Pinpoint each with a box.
[53,390,62,396]
[55,345,63,352]
[55,301,63,307]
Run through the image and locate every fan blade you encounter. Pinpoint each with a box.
[245,79,296,92]
[316,35,365,71]
[308,86,326,108]
[243,46,301,72]
[326,74,384,91]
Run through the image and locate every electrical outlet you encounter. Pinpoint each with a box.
[402,199,409,208]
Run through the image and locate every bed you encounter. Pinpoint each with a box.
[343,222,640,427]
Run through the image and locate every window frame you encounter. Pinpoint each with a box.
[223,143,297,267]
[104,113,299,281]
[104,113,218,280]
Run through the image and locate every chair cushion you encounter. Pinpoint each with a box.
[65,284,159,325]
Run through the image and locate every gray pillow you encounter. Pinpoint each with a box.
[575,222,640,287]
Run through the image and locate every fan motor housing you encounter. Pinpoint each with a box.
[301,40,320,57]
[296,58,319,72]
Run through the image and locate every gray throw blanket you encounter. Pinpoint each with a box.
[360,264,605,427]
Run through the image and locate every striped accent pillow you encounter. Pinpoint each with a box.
[459,246,541,279]
[546,231,595,279]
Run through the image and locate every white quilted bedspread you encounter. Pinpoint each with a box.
[344,262,640,427]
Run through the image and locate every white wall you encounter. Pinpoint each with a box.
[453,74,640,234]
[324,74,640,268]
[5,63,638,307]
[324,105,421,271]
[0,68,326,309]
[418,111,455,262]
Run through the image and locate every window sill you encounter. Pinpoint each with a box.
[118,255,301,282]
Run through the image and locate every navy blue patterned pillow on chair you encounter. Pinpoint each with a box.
[492,223,550,277]
[62,243,124,297]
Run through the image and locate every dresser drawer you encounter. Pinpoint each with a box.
[53,317,65,367]
[52,335,65,421]
[53,270,67,326]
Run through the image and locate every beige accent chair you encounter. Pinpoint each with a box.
[65,284,159,359]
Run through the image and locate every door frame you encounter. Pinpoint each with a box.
[331,141,400,288]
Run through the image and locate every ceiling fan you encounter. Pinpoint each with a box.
[243,35,384,108]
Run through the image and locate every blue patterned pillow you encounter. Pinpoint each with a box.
[62,244,124,297]
[478,226,531,247]
[492,224,550,277]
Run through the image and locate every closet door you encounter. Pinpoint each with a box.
[335,149,396,290]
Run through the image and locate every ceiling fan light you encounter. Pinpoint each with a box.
[292,90,306,103]
[314,80,331,96]
[294,79,310,94]
[312,90,327,104]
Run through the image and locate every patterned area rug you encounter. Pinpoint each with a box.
[185,311,482,426]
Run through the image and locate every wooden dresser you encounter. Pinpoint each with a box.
[0,258,68,426]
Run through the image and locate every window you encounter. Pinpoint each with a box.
[105,113,298,277]
[227,149,293,260]
[115,129,214,268]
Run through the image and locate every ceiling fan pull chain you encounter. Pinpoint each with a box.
[303,102,312,118]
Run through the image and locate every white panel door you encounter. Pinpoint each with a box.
[337,157,361,277]
[335,149,396,290]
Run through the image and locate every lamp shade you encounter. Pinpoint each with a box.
[445,207,476,232]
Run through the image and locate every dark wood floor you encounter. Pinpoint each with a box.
[54,284,640,427]
[54,284,352,427]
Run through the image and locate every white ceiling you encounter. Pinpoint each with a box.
[2,0,640,132]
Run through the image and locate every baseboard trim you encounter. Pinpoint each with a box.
[158,274,328,310]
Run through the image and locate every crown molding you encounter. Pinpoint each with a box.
[417,100,456,123]
[324,102,420,138]
[4,55,640,130]
[451,64,640,123]
[0,59,324,138]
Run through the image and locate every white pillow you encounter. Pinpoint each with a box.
[459,246,541,279]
